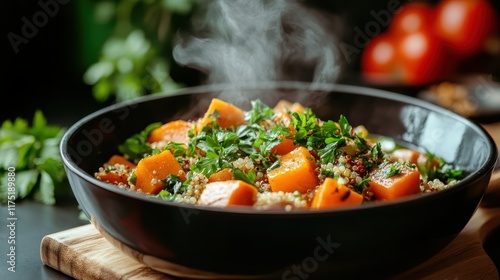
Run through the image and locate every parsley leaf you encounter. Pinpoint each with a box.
[233,169,257,185]
[0,111,67,205]
[161,174,183,195]
[338,115,352,137]
[419,151,464,183]
[245,99,275,124]
[118,122,161,161]
[386,163,402,177]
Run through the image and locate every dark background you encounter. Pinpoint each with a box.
[4,0,500,126]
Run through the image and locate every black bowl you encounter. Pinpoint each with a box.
[60,82,497,279]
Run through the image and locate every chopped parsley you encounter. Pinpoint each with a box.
[118,122,161,162]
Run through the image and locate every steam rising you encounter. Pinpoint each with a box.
[173,0,341,85]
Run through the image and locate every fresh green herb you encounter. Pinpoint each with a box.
[338,115,352,137]
[439,165,464,182]
[419,151,464,183]
[164,142,187,157]
[128,170,137,185]
[233,169,257,185]
[245,99,275,124]
[105,165,117,172]
[292,108,319,146]
[161,174,183,195]
[118,122,161,161]
[191,130,240,176]
[289,112,374,166]
[157,189,174,201]
[386,163,402,177]
[156,174,184,201]
[321,169,335,178]
[370,143,383,162]
[353,178,370,193]
[0,111,68,205]
[319,140,345,164]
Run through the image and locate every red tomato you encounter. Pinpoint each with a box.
[434,0,497,57]
[395,30,453,85]
[361,33,400,84]
[362,31,454,86]
[390,3,435,35]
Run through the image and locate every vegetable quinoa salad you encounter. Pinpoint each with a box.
[95,98,463,210]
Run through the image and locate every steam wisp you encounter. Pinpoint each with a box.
[173,0,341,85]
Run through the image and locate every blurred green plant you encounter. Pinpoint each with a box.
[83,0,197,102]
[0,111,68,205]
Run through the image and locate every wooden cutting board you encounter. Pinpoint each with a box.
[40,207,500,280]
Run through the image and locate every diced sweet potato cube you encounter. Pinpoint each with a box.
[107,155,136,169]
[197,180,258,207]
[368,163,421,200]
[267,146,318,193]
[198,98,246,130]
[95,168,130,185]
[134,150,186,195]
[208,168,234,182]
[270,138,298,155]
[147,120,193,144]
[311,178,363,209]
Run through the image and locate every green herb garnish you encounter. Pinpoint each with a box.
[0,111,67,205]
[118,122,161,161]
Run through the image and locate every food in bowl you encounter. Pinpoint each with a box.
[94,98,463,210]
[61,83,497,279]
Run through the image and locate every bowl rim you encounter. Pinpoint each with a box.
[60,81,498,216]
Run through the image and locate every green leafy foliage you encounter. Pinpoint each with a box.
[419,151,464,183]
[83,0,198,102]
[0,111,67,205]
[118,122,161,161]
[233,169,256,185]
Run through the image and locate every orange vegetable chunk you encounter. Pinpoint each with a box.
[391,148,440,171]
[134,150,186,195]
[390,149,420,164]
[368,163,421,200]
[267,146,318,193]
[270,138,298,156]
[95,169,129,185]
[107,154,136,169]
[147,120,192,144]
[208,168,234,182]
[198,98,246,130]
[311,178,363,209]
[197,180,258,207]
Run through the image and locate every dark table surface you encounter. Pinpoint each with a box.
[0,195,88,280]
